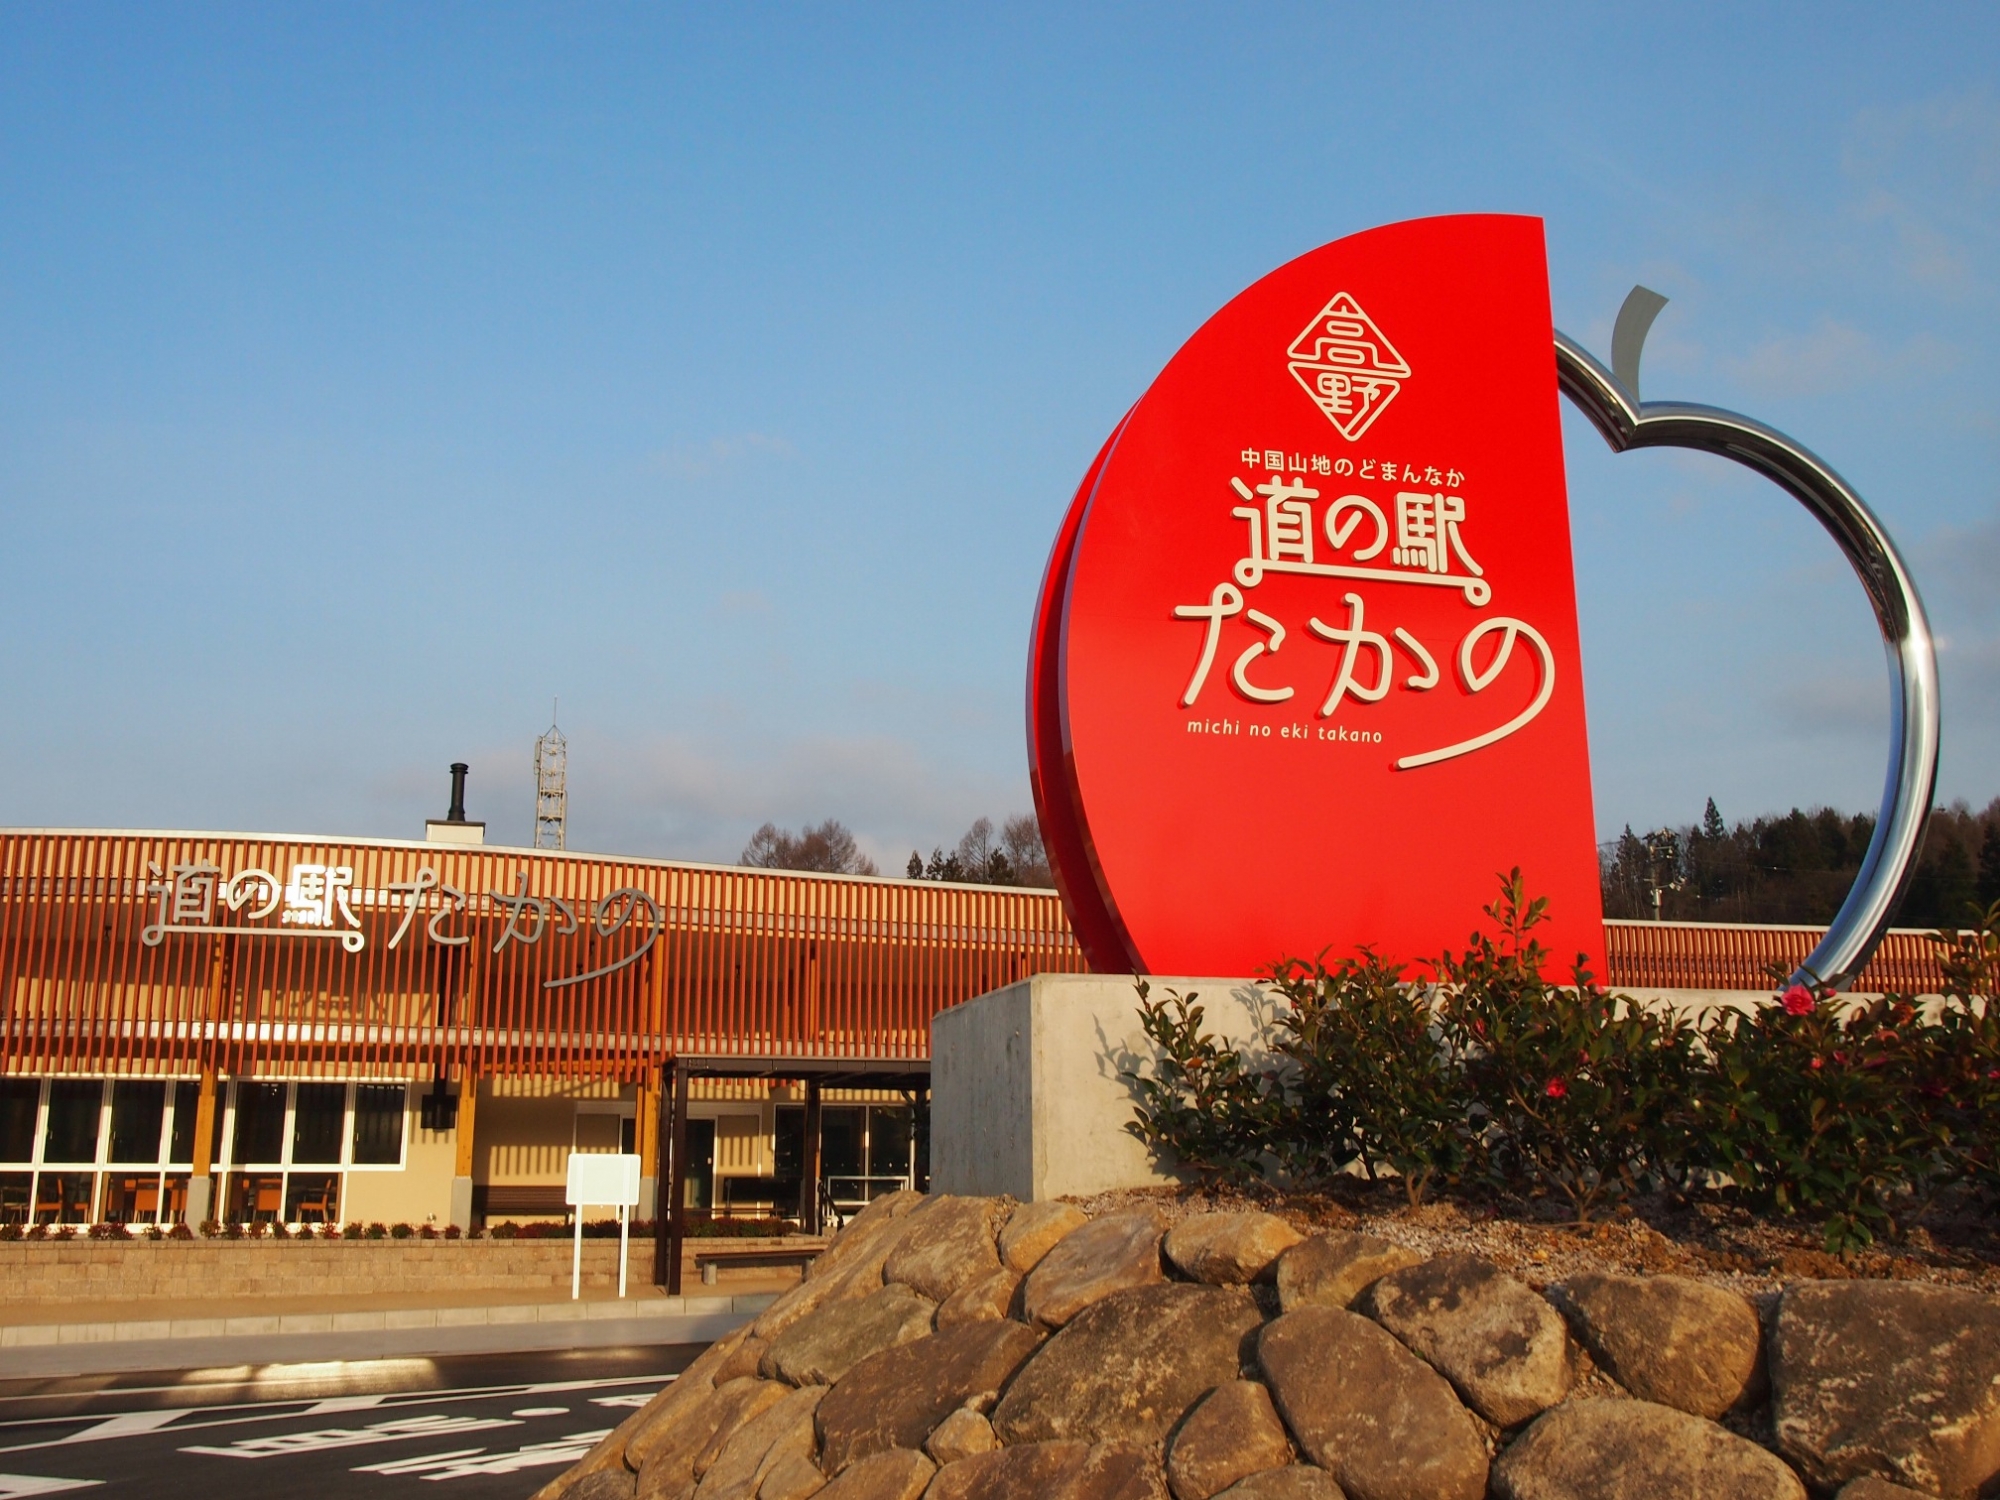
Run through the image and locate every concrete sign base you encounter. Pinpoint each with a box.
[930,973,1275,1202]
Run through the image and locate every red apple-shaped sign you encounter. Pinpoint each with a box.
[1033,214,1607,977]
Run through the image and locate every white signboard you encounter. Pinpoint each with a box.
[566,1152,642,1209]
[565,1151,643,1300]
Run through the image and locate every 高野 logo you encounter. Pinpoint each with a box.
[1287,292,1410,441]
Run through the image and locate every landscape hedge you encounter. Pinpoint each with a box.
[1128,872,2000,1250]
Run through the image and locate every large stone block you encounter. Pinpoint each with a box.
[994,1283,1262,1455]
[812,1448,932,1500]
[815,1320,1043,1471]
[1000,1200,1088,1273]
[689,1382,823,1500]
[1214,1471,1345,1500]
[1274,1234,1420,1314]
[930,974,1276,1199]
[1021,1207,1165,1329]
[760,1284,936,1387]
[1770,1280,2000,1499]
[1360,1254,1573,1428]
[1256,1306,1486,1500]
[1559,1272,1763,1419]
[1492,1398,1806,1500]
[635,1377,788,1499]
[1164,1213,1303,1286]
[923,1441,1091,1500]
[1166,1379,1294,1500]
[881,1195,1005,1303]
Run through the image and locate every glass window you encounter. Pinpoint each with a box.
[291,1083,346,1164]
[284,1172,341,1224]
[108,1081,166,1164]
[0,1080,37,1163]
[225,1171,283,1224]
[774,1106,804,1181]
[820,1106,864,1179]
[869,1107,913,1183]
[101,1172,164,1223]
[772,1105,805,1219]
[0,1171,30,1223]
[35,1170,95,1223]
[351,1084,406,1164]
[231,1082,286,1166]
[167,1081,199,1164]
[43,1080,102,1164]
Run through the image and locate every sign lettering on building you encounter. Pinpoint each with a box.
[142,859,659,986]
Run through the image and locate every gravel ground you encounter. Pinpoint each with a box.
[1067,1181,2000,1301]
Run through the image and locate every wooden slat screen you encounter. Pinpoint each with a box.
[0,832,1085,1081]
[0,832,1964,1083]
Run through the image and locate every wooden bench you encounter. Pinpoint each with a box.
[690,1244,825,1285]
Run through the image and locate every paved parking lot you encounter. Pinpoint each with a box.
[0,1344,695,1498]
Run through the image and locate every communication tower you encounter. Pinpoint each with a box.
[534,704,567,851]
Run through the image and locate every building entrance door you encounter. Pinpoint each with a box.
[680,1118,715,1213]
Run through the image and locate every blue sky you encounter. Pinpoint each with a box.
[0,4,1994,865]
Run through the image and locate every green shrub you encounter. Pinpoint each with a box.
[1443,873,1705,1217]
[1125,873,1999,1250]
[1696,984,1930,1249]
[1914,903,2000,1196]
[1127,982,1281,1188]
[1265,949,1465,1205]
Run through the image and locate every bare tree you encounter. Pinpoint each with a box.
[1001,813,1052,888]
[903,812,1053,888]
[740,818,879,876]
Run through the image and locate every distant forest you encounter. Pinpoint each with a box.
[1600,797,2000,929]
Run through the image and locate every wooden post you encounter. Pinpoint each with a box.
[801,1076,823,1236]
[187,932,229,1228]
[454,1073,479,1178]
[637,1076,660,1219]
[188,1067,218,1219]
[450,1069,479,1231]
[665,1059,689,1295]
[651,1066,674,1289]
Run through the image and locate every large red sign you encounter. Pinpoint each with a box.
[1030,214,1607,978]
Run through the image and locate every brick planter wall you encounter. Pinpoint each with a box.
[0,1237,665,1304]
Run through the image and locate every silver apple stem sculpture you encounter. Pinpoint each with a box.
[1555,287,1940,991]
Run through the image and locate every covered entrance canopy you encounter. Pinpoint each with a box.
[655,1054,929,1294]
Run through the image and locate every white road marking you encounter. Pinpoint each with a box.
[0,1478,104,1497]
[508,1408,570,1417]
[55,1410,189,1445]
[348,1447,488,1475]
[589,1393,655,1408]
[0,1373,667,1457]
[356,1429,613,1481]
[180,1414,521,1459]
[306,1395,391,1416]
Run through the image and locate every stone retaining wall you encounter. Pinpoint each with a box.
[0,1237,672,1303]
[536,1193,2000,1500]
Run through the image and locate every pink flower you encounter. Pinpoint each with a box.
[1781,984,1816,1017]
[1545,1079,1567,1099]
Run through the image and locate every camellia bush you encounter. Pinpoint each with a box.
[1128,871,2000,1251]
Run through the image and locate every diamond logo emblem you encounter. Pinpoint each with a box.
[1286,292,1411,441]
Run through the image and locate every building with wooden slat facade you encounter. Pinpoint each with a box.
[0,827,1951,1238]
